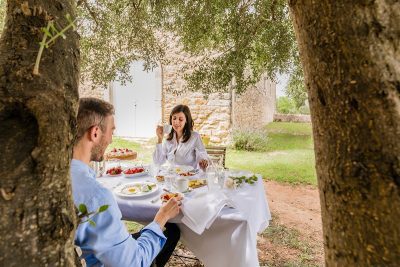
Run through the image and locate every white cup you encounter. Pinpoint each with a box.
[175,177,189,192]
[163,124,173,135]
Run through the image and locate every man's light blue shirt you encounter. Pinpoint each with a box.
[70,159,166,267]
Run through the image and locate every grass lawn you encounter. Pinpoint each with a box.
[226,149,316,185]
[227,122,317,185]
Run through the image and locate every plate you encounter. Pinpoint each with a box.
[114,182,158,198]
[106,173,123,177]
[173,165,192,173]
[124,171,148,178]
[123,167,149,178]
[188,179,207,189]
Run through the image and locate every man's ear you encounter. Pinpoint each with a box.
[89,126,100,141]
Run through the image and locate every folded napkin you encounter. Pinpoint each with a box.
[181,191,236,235]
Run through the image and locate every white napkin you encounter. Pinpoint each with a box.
[181,191,236,235]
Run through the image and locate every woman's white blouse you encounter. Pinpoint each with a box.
[153,131,209,169]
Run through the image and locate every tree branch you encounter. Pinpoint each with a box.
[81,0,100,28]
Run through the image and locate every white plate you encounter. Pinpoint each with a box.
[114,182,158,198]
[123,166,149,178]
[124,171,148,178]
[106,173,123,177]
[174,165,193,173]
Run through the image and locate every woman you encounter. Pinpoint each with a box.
[153,105,209,170]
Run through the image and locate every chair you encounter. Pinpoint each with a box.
[205,146,227,168]
[74,246,86,267]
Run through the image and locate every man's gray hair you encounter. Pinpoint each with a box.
[75,98,114,143]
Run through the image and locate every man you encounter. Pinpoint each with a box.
[71,97,182,267]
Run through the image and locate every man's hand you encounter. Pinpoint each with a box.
[154,195,183,228]
[156,125,163,143]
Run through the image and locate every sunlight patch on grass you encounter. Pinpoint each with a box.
[226,149,317,185]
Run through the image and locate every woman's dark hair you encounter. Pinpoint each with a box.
[167,105,194,143]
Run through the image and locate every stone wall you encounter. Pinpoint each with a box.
[78,79,109,101]
[232,75,276,130]
[273,113,311,123]
[163,92,232,145]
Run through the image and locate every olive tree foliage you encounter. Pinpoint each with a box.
[285,56,307,108]
[77,0,300,95]
[150,0,298,94]
[76,0,165,86]
[0,0,300,95]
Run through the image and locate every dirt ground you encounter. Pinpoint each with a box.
[264,181,323,245]
[259,180,324,266]
[168,180,324,267]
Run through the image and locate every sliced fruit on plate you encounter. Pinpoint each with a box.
[124,167,145,175]
[106,166,123,175]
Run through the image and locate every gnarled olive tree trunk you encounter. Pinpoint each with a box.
[0,1,79,266]
[289,1,400,265]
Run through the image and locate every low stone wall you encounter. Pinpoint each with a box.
[273,113,311,123]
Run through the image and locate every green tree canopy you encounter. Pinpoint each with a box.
[78,0,299,94]
[285,57,307,108]
[0,0,303,95]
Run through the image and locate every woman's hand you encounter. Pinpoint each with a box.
[199,159,209,170]
[156,125,163,143]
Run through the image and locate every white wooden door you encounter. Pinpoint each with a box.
[112,61,162,138]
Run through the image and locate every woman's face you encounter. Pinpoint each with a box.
[171,112,187,134]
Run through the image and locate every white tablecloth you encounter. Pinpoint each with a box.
[98,172,271,267]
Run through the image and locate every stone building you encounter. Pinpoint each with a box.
[80,37,276,145]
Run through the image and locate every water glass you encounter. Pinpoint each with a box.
[217,169,226,188]
[206,166,219,191]
[92,161,105,177]
[164,174,175,191]
[150,164,160,177]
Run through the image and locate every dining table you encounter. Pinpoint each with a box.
[97,166,271,267]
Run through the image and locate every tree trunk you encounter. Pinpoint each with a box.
[289,1,400,266]
[0,1,79,266]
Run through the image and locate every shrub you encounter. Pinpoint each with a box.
[277,96,298,114]
[232,130,268,151]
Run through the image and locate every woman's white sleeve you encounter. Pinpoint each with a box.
[194,134,209,164]
[153,143,168,165]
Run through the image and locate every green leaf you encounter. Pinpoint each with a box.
[89,220,96,227]
[98,205,109,213]
[49,23,59,35]
[78,204,88,214]
[42,27,53,38]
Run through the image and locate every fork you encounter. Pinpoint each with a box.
[112,182,122,189]
[150,197,160,203]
